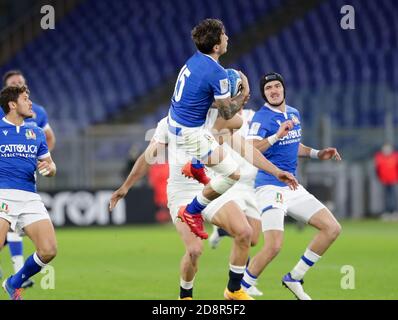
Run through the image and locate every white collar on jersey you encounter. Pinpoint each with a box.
[2,117,25,133]
[2,117,25,126]
[264,103,288,119]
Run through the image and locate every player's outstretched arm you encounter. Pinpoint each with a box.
[299,143,342,161]
[109,140,163,211]
[229,133,298,190]
[37,156,56,177]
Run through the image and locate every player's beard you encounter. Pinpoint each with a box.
[268,96,285,107]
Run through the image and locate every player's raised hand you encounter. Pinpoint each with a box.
[109,186,128,212]
[318,148,342,161]
[276,120,294,139]
[276,170,299,190]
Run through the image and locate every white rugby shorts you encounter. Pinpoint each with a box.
[167,182,260,224]
[167,116,219,162]
[0,189,50,235]
[256,184,325,231]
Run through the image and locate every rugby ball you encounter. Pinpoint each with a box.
[227,68,242,97]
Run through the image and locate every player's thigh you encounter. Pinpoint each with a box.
[240,190,261,244]
[246,216,261,246]
[260,208,285,232]
[211,201,251,238]
[0,218,10,249]
[255,186,286,232]
[287,187,326,224]
[307,207,341,232]
[202,189,237,222]
[180,128,220,161]
[23,219,57,254]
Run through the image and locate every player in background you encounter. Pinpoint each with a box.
[242,72,342,300]
[167,19,294,242]
[0,70,56,289]
[110,109,298,300]
[2,71,56,150]
[0,86,57,300]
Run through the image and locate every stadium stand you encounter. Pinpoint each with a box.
[229,0,397,128]
[144,0,397,129]
[0,0,285,134]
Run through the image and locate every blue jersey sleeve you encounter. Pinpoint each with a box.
[247,111,268,140]
[209,67,230,100]
[37,129,50,159]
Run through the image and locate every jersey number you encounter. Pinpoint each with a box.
[173,65,191,102]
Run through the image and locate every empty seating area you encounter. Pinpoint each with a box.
[231,0,397,127]
[0,0,282,134]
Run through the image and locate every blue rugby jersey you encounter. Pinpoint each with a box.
[169,51,230,127]
[247,104,302,188]
[0,118,49,193]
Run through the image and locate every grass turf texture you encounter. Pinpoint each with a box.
[0,220,397,300]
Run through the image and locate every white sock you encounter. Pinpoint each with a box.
[11,255,24,273]
[197,193,211,206]
[180,277,194,290]
[242,268,257,289]
[229,264,245,274]
[291,248,321,280]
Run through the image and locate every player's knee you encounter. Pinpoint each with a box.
[37,244,57,263]
[264,239,283,258]
[234,225,252,246]
[187,243,203,262]
[326,221,342,241]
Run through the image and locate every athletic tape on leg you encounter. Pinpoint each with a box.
[209,175,237,194]
[209,153,239,177]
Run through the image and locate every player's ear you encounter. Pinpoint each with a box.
[8,101,16,111]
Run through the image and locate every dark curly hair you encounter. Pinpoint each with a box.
[191,18,225,54]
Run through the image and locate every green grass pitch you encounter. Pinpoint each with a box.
[1,220,397,300]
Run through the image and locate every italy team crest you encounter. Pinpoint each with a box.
[275,192,283,204]
[290,114,300,125]
[0,202,9,214]
[25,129,36,140]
